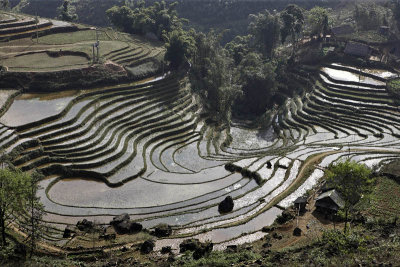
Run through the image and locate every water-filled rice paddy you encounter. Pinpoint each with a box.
[1,63,400,251]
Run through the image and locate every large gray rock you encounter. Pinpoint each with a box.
[114,220,142,234]
[110,213,130,226]
[140,239,155,254]
[218,196,234,213]
[110,213,142,234]
[154,224,172,237]
[63,225,76,238]
[76,219,94,232]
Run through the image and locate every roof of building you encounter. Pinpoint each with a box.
[344,42,370,57]
[331,24,355,36]
[315,189,345,211]
[294,196,308,204]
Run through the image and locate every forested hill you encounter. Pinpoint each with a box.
[10,0,338,43]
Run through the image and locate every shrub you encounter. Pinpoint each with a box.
[321,230,367,255]
[387,78,400,105]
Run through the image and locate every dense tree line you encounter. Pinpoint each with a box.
[354,2,385,31]
[105,1,333,123]
[57,0,78,22]
[106,0,182,40]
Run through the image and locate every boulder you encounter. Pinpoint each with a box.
[261,226,275,233]
[272,232,283,240]
[161,246,172,254]
[76,219,94,232]
[110,213,130,226]
[140,239,155,254]
[154,224,172,237]
[276,210,294,224]
[179,239,202,253]
[218,196,234,213]
[226,245,238,252]
[114,220,142,234]
[266,161,272,169]
[193,241,213,260]
[262,242,271,248]
[293,227,302,236]
[63,225,77,238]
[99,233,116,240]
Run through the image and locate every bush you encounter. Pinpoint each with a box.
[387,78,400,105]
[321,230,367,255]
[276,210,294,224]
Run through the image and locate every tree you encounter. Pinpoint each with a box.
[190,31,242,123]
[325,160,373,233]
[164,28,195,69]
[236,52,278,115]
[57,0,78,22]
[354,3,383,31]
[106,1,182,40]
[248,10,281,58]
[0,0,9,11]
[225,35,251,66]
[280,4,304,56]
[392,0,400,32]
[20,171,45,257]
[307,6,329,38]
[106,5,135,33]
[0,168,29,246]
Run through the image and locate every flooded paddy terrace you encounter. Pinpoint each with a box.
[1,63,400,251]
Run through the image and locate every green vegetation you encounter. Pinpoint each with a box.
[354,2,385,31]
[38,30,111,44]
[306,6,329,38]
[280,4,304,55]
[394,0,400,33]
[173,249,261,267]
[387,78,400,105]
[367,176,400,219]
[106,0,181,40]
[248,10,280,58]
[190,30,242,123]
[0,0,9,11]
[325,160,374,232]
[164,28,195,69]
[57,0,78,22]
[0,168,45,257]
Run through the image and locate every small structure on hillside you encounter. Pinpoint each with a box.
[344,42,370,58]
[331,24,354,37]
[294,196,307,213]
[379,26,390,36]
[315,189,344,214]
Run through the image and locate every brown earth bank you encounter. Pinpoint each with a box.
[0,61,162,92]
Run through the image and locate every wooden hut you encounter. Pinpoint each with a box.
[344,42,370,58]
[331,24,354,37]
[294,196,307,213]
[315,189,344,214]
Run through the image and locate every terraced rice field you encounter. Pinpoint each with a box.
[0,12,164,74]
[1,63,400,251]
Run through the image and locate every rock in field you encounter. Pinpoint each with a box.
[218,196,234,213]
[140,239,155,254]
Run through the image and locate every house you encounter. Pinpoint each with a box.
[315,189,345,214]
[344,42,370,58]
[379,26,390,36]
[331,24,355,37]
[294,196,307,213]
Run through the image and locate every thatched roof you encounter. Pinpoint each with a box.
[315,189,345,211]
[344,42,370,57]
[331,25,354,36]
